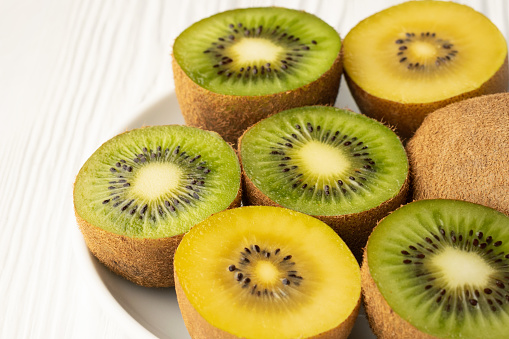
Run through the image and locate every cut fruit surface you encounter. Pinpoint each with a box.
[174,206,361,339]
[74,125,241,238]
[343,1,507,104]
[365,199,509,338]
[239,106,408,216]
[173,7,341,96]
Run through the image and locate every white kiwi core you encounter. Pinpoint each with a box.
[132,163,182,200]
[431,247,495,289]
[297,140,350,177]
[255,260,280,284]
[230,38,284,64]
[408,40,438,60]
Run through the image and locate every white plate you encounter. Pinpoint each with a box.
[73,86,376,339]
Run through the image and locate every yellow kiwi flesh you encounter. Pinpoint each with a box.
[343,1,508,139]
[174,206,361,339]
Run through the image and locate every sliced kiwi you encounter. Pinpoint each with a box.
[172,7,342,144]
[343,1,508,139]
[174,206,361,339]
[407,93,509,216]
[239,106,409,259]
[363,199,509,338]
[173,7,340,96]
[73,125,241,287]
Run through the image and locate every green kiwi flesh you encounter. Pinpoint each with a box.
[173,7,341,96]
[74,125,241,238]
[239,106,408,216]
[366,199,509,338]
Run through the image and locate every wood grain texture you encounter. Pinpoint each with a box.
[0,1,507,338]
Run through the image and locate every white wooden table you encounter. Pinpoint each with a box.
[1,1,507,338]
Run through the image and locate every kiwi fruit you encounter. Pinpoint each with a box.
[362,199,509,338]
[174,206,361,339]
[342,1,508,140]
[73,125,241,287]
[172,7,342,145]
[238,106,409,260]
[407,93,509,216]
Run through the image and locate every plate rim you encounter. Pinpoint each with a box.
[72,90,177,339]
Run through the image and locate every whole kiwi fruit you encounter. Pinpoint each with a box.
[407,93,509,216]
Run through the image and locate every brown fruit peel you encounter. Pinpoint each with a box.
[407,92,509,216]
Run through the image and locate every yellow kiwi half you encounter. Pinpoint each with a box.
[343,1,508,140]
[174,206,361,339]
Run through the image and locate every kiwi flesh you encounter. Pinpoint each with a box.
[238,106,409,260]
[362,199,509,338]
[174,206,361,339]
[73,125,241,287]
[407,93,509,216]
[172,7,342,145]
[343,1,508,140]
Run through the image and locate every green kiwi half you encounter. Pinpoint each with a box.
[238,106,409,259]
[73,125,241,287]
[363,199,509,338]
[172,7,342,144]
[173,7,341,96]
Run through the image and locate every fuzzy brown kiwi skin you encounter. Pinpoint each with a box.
[174,272,360,339]
[238,130,410,262]
[345,55,508,141]
[406,92,509,216]
[172,48,343,146]
[361,248,435,339]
